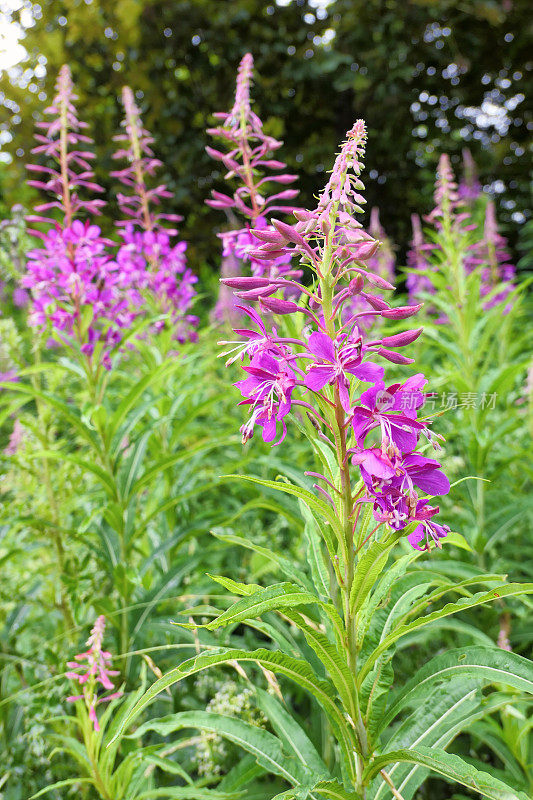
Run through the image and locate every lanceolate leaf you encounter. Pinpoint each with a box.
[186,582,336,633]
[312,782,362,800]
[255,689,330,779]
[111,647,357,776]
[359,583,533,682]
[349,530,405,615]
[378,645,533,734]
[299,500,332,600]
[283,610,356,713]
[128,710,314,785]
[364,746,529,800]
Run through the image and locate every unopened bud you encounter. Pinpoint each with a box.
[381,328,422,347]
[260,297,300,315]
[234,286,278,300]
[221,277,272,289]
[378,348,415,365]
[348,276,365,295]
[381,304,422,320]
[252,228,287,244]
[271,218,306,246]
[360,292,390,310]
[248,248,287,261]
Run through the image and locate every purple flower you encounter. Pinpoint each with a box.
[458,148,482,203]
[219,305,286,365]
[221,216,293,279]
[23,220,134,360]
[406,213,436,305]
[407,516,450,551]
[219,118,451,551]
[351,375,427,452]
[304,331,383,412]
[4,419,24,455]
[237,351,296,444]
[466,201,515,312]
[112,89,198,342]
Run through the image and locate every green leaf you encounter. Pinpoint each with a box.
[112,647,356,775]
[349,533,401,616]
[218,753,266,791]
[360,583,533,682]
[136,789,240,800]
[256,689,329,779]
[193,582,330,631]
[131,437,235,497]
[283,610,355,713]
[379,645,533,734]
[30,779,93,799]
[107,359,179,445]
[300,500,332,600]
[312,781,362,800]
[6,383,100,448]
[127,710,313,784]
[364,746,529,800]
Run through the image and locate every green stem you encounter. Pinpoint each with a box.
[83,356,130,662]
[32,345,76,638]
[319,231,369,790]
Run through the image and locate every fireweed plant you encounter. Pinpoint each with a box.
[112,86,199,346]
[405,155,531,569]
[207,52,300,322]
[1,64,300,797]
[4,66,207,662]
[114,123,533,800]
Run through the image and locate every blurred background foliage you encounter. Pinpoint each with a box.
[0,0,531,267]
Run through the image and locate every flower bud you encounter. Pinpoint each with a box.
[381,328,422,347]
[221,277,272,289]
[381,304,422,320]
[293,209,315,222]
[205,146,226,161]
[355,240,379,259]
[248,248,287,260]
[348,275,365,295]
[271,218,307,246]
[320,217,332,235]
[357,270,394,290]
[269,174,299,184]
[378,347,415,364]
[360,292,390,310]
[251,228,287,244]
[235,286,278,300]
[260,297,300,315]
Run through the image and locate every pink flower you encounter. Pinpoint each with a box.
[66,616,121,732]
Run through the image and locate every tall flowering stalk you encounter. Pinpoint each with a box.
[113,87,198,343]
[207,52,300,297]
[406,213,435,305]
[115,121,532,800]
[23,65,132,370]
[223,122,448,547]
[414,154,526,567]
[410,155,516,316]
[467,200,516,311]
[221,121,452,786]
[66,615,121,732]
